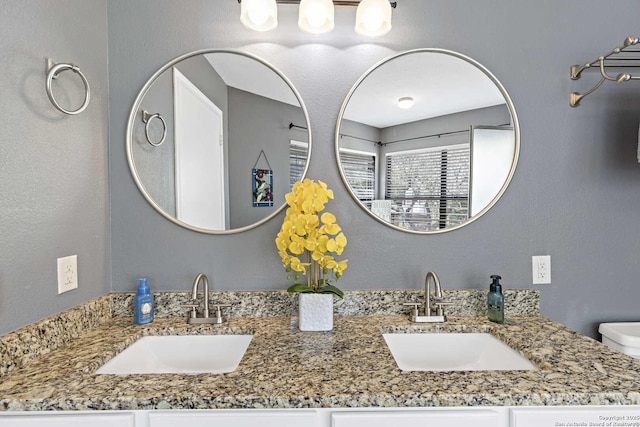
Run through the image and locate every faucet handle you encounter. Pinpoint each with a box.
[181,300,199,318]
[210,303,232,324]
[403,302,421,317]
[432,300,453,316]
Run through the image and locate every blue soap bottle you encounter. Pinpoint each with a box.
[133,277,154,325]
[487,274,504,324]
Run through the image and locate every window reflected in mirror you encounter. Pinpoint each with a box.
[336,49,519,234]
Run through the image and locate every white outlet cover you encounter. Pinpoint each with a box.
[57,255,78,294]
[532,255,551,285]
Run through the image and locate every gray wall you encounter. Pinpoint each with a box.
[339,119,381,152]
[106,0,640,338]
[0,1,109,335]
[109,0,640,342]
[131,66,176,214]
[227,88,308,229]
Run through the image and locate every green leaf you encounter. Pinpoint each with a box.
[317,285,344,299]
[286,284,315,294]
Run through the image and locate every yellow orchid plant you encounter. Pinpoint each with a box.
[275,179,347,298]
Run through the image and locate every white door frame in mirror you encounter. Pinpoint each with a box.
[173,68,226,230]
[335,48,520,234]
[126,49,312,234]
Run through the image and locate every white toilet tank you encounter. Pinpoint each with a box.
[599,322,640,359]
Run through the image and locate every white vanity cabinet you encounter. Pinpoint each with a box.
[331,409,505,427]
[3,406,640,426]
[147,409,318,427]
[146,408,509,427]
[0,408,509,427]
[0,412,136,426]
[510,407,640,427]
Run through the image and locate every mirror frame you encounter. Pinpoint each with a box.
[126,49,312,234]
[335,48,520,234]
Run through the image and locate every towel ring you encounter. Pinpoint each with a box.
[45,59,91,115]
[142,110,167,147]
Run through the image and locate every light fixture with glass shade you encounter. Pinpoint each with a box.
[298,0,335,34]
[240,0,278,31]
[238,0,396,36]
[355,0,392,36]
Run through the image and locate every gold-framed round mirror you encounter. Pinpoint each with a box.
[127,49,311,234]
[336,48,519,234]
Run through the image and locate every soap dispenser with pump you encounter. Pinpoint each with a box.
[487,274,504,324]
[134,277,155,325]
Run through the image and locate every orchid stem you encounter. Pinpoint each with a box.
[306,250,311,289]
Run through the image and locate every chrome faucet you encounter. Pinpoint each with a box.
[182,273,231,324]
[404,271,452,323]
[192,273,210,318]
[425,271,443,316]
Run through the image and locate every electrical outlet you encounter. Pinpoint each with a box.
[57,255,78,294]
[532,255,551,285]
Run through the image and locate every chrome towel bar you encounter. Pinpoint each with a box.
[570,36,640,107]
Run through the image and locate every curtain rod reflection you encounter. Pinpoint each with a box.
[382,123,511,146]
[384,129,469,146]
[289,122,307,131]
[339,133,381,145]
[340,124,510,147]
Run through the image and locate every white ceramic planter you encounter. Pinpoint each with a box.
[298,293,334,331]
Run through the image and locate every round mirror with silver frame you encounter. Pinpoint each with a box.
[127,49,311,234]
[336,48,519,234]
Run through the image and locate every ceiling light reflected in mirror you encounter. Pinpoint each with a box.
[238,0,396,36]
[398,96,414,109]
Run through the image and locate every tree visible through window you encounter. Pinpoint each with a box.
[385,144,470,231]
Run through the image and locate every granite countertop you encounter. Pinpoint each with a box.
[2,312,640,411]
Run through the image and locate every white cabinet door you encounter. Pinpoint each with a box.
[511,407,640,427]
[149,409,318,427]
[0,413,135,427]
[332,410,502,427]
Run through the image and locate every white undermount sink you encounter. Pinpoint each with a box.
[383,333,534,371]
[95,335,253,375]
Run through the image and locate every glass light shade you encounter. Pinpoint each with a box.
[298,0,335,35]
[398,96,414,109]
[355,0,392,36]
[240,0,278,32]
